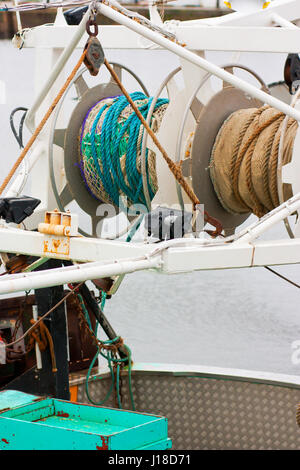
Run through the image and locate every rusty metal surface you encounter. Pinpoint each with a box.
[39,210,78,236]
[75,368,300,450]
[43,235,70,257]
[66,292,98,373]
[0,292,98,390]
[84,36,104,76]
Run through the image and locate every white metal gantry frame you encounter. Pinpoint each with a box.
[0,0,299,295]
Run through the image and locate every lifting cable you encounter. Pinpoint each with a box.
[264,266,300,289]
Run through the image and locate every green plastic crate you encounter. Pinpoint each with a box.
[0,390,172,450]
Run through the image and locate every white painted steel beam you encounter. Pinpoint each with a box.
[0,257,161,295]
[22,23,300,53]
[160,239,300,274]
[251,239,300,266]
[0,225,154,263]
[22,25,140,49]
[175,25,300,52]
[161,243,254,273]
[0,236,299,294]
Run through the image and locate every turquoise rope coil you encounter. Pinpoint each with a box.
[80,92,169,210]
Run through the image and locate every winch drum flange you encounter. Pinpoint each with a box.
[48,64,149,237]
[64,81,122,226]
[189,66,268,232]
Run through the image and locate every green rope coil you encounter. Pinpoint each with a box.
[80,92,169,211]
[85,334,135,411]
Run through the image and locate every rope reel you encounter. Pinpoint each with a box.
[79,92,168,210]
[188,64,267,234]
[210,105,297,218]
[49,62,192,238]
[49,63,150,237]
[187,64,300,235]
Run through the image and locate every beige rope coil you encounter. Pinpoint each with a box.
[210,105,298,218]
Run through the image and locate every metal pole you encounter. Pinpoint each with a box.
[235,194,300,243]
[271,12,298,28]
[0,257,162,295]
[25,6,91,133]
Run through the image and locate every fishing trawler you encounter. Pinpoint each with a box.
[0,0,300,450]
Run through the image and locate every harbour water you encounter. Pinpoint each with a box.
[0,39,299,375]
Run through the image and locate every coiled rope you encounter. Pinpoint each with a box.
[210,105,298,218]
[27,317,57,373]
[80,91,169,210]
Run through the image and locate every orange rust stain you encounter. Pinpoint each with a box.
[43,237,70,256]
[96,436,108,450]
[70,386,78,402]
[57,411,69,418]
[1,438,9,444]
[52,239,61,252]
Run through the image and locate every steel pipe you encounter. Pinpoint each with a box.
[0,256,161,295]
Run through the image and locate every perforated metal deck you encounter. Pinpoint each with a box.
[70,364,300,450]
